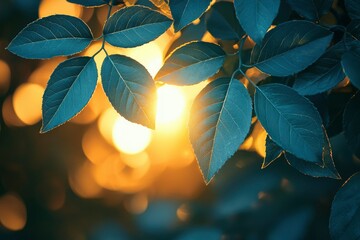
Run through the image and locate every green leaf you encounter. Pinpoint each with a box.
[189,78,252,183]
[285,128,341,179]
[254,83,324,164]
[103,6,172,48]
[342,48,360,89]
[262,135,283,169]
[345,0,360,20]
[101,54,157,129]
[251,20,333,77]
[330,172,360,240]
[234,0,280,44]
[206,1,244,41]
[155,41,226,86]
[41,57,97,133]
[169,0,211,32]
[7,15,93,59]
[293,42,347,96]
[343,91,360,158]
[287,0,333,20]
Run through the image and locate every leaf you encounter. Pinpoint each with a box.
[101,54,157,129]
[285,128,341,179]
[330,172,360,240]
[262,135,283,169]
[293,42,347,96]
[189,78,252,183]
[287,0,333,20]
[103,6,172,48]
[7,15,93,59]
[175,228,222,240]
[254,83,324,164]
[67,0,108,7]
[169,0,211,32]
[345,0,360,20]
[342,49,360,89]
[348,20,360,40]
[251,20,333,77]
[343,92,360,158]
[234,0,280,44]
[41,57,97,133]
[155,41,226,86]
[206,1,244,41]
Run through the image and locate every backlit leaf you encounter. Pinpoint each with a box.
[189,78,252,183]
[101,54,157,129]
[345,0,360,20]
[234,0,280,44]
[155,41,226,86]
[206,1,244,41]
[254,83,324,164]
[287,0,333,20]
[103,6,172,48]
[251,20,333,76]
[41,57,97,133]
[169,0,211,32]
[342,48,360,89]
[293,42,347,96]
[343,92,360,158]
[7,15,93,59]
[330,172,360,239]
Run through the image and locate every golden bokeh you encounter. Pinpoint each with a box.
[0,193,27,231]
[0,59,11,95]
[13,83,44,125]
[39,0,82,18]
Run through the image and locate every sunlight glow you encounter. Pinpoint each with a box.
[112,117,152,155]
[156,85,186,125]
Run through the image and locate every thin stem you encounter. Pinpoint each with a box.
[238,35,247,69]
[238,68,257,88]
[92,3,113,58]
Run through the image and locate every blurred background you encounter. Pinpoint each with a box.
[0,0,359,239]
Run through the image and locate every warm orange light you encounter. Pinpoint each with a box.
[98,108,119,144]
[0,193,27,231]
[156,85,185,125]
[13,83,44,125]
[39,0,82,18]
[0,59,11,95]
[112,116,152,155]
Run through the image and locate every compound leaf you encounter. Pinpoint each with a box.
[190,78,252,183]
[169,0,211,32]
[293,42,347,96]
[155,41,226,86]
[7,15,93,59]
[343,92,360,158]
[104,5,172,48]
[41,57,97,133]
[206,1,244,41]
[342,48,360,89]
[345,0,360,20]
[234,0,280,44]
[287,0,333,21]
[330,172,360,240]
[101,54,157,129]
[254,83,324,164]
[251,20,333,77]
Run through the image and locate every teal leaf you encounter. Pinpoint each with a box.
[254,83,324,164]
[67,0,107,7]
[41,57,97,133]
[293,42,347,96]
[343,92,360,158]
[345,0,360,20]
[206,1,244,41]
[285,128,341,179]
[262,135,283,169]
[189,78,252,183]
[7,15,93,59]
[342,49,360,89]
[251,20,333,77]
[330,172,360,240]
[234,0,280,44]
[101,54,157,129]
[169,0,211,32]
[175,228,222,240]
[155,41,226,86]
[103,6,172,48]
[287,0,333,20]
[348,20,360,40]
